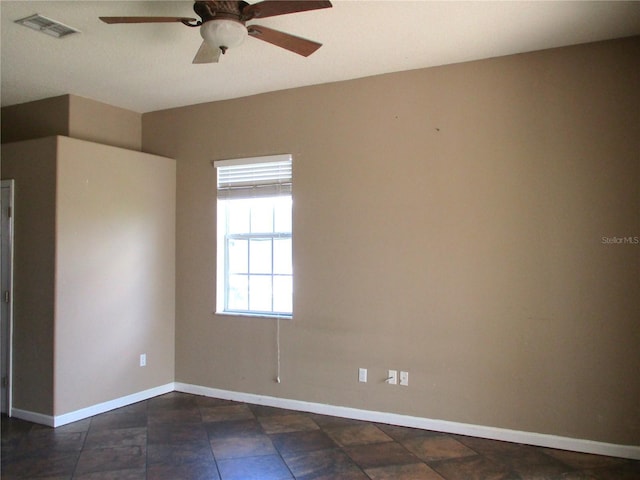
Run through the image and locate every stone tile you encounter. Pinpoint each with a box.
[89,412,147,431]
[548,472,599,480]
[21,430,86,453]
[211,434,277,459]
[1,418,29,458]
[32,417,92,434]
[431,454,519,480]
[581,461,640,480]
[17,476,71,480]
[0,451,80,479]
[201,404,255,423]
[344,441,419,469]
[0,443,21,463]
[2,395,636,480]
[148,422,209,445]
[324,424,393,447]
[147,407,202,424]
[365,462,446,480]
[283,448,368,480]
[541,448,630,470]
[75,445,146,475]
[401,435,478,462]
[74,468,147,480]
[84,427,146,450]
[147,462,221,480]
[195,395,239,409]
[455,435,532,457]
[479,439,597,479]
[308,413,369,429]
[271,430,336,455]
[376,423,437,441]
[485,444,569,478]
[205,418,264,438]
[1,416,35,437]
[147,443,214,466]
[250,404,299,418]
[217,454,293,480]
[258,414,319,434]
[147,392,199,410]
[104,401,148,415]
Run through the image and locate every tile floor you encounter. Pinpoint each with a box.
[1,392,639,479]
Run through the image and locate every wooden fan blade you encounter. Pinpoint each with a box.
[99,16,196,24]
[248,25,322,57]
[193,41,221,64]
[241,1,332,21]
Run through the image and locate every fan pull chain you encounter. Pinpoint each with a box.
[276,316,281,383]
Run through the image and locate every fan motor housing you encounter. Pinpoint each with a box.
[194,1,249,23]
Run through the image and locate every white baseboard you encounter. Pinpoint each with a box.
[11,408,55,427]
[53,383,175,427]
[11,381,639,460]
[10,383,175,428]
[175,382,640,461]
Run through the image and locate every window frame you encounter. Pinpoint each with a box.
[214,154,293,319]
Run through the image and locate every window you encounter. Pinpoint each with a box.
[215,155,292,318]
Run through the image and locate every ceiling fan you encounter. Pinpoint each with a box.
[100,0,332,64]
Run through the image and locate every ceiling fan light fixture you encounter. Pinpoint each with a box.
[200,19,247,53]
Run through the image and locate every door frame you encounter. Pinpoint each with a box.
[1,179,15,415]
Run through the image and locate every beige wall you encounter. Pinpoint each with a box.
[1,137,58,415]
[2,95,141,151]
[143,37,640,445]
[2,136,175,417]
[68,96,142,151]
[53,136,175,415]
[1,96,70,145]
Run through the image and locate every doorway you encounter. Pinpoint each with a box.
[1,179,15,415]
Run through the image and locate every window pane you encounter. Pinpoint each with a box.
[249,239,272,274]
[227,199,250,234]
[273,238,292,275]
[228,239,248,274]
[273,275,292,313]
[249,275,272,312]
[228,274,248,311]
[251,201,274,233]
[219,190,292,316]
[274,196,292,233]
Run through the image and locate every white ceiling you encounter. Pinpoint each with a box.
[2,1,639,113]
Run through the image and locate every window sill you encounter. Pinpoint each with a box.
[214,312,292,321]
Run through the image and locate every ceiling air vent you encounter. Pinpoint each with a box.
[15,14,80,38]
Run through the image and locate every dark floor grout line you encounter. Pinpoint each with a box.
[199,402,224,480]
[143,399,149,480]
[66,418,89,480]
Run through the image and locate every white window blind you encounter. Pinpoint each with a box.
[214,154,292,199]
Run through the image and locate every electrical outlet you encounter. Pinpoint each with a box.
[400,371,409,386]
[387,370,397,385]
[358,368,367,383]
[140,354,146,367]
